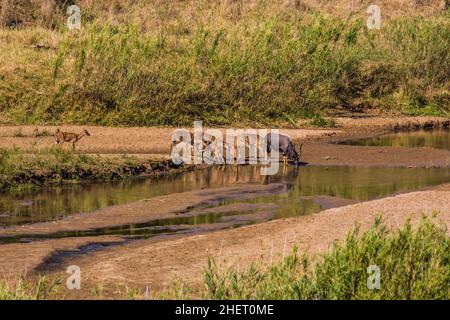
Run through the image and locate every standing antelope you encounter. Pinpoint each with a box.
[54,128,91,149]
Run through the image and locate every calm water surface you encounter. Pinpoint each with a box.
[0,166,448,229]
[339,129,449,150]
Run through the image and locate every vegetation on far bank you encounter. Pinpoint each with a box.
[1,216,448,300]
[0,1,449,127]
[0,147,176,191]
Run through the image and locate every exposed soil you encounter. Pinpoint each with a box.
[0,236,125,278]
[0,125,337,154]
[302,143,449,167]
[0,158,196,192]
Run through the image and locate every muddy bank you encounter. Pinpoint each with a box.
[1,117,448,172]
[0,126,337,154]
[0,236,124,278]
[3,164,448,230]
[0,116,448,298]
[305,116,449,144]
[39,184,450,299]
[299,117,450,167]
[0,180,448,298]
[0,183,285,287]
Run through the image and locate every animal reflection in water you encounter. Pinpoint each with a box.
[194,155,301,186]
[170,130,304,178]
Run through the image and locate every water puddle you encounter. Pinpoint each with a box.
[0,209,262,244]
[0,168,254,226]
[338,129,449,150]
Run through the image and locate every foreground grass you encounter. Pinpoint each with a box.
[0,147,176,191]
[1,216,447,300]
[0,276,61,300]
[0,1,448,126]
[203,216,449,300]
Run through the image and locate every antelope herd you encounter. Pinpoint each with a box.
[32,126,303,165]
[170,130,303,166]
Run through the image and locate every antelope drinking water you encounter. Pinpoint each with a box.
[265,133,302,166]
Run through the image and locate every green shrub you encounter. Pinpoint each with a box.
[203,216,450,300]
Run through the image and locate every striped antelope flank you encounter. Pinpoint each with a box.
[53,128,91,149]
[204,133,263,165]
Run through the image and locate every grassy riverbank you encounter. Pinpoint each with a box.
[0,147,177,191]
[0,1,449,126]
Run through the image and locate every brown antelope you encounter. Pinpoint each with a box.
[204,133,262,165]
[54,128,91,149]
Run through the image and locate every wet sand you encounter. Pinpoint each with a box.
[0,235,124,278]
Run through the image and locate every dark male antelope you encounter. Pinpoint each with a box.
[54,128,91,149]
[266,133,302,166]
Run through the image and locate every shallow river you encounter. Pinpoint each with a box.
[0,166,448,235]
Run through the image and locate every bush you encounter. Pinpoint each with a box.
[203,216,450,299]
[1,2,449,126]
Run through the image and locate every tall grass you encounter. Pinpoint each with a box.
[48,12,450,125]
[0,2,449,126]
[203,216,450,299]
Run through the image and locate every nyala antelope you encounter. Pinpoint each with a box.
[203,134,262,165]
[54,128,91,149]
[266,133,302,166]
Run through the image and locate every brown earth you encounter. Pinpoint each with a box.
[0,184,448,299]
[0,125,338,154]
[0,235,125,278]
